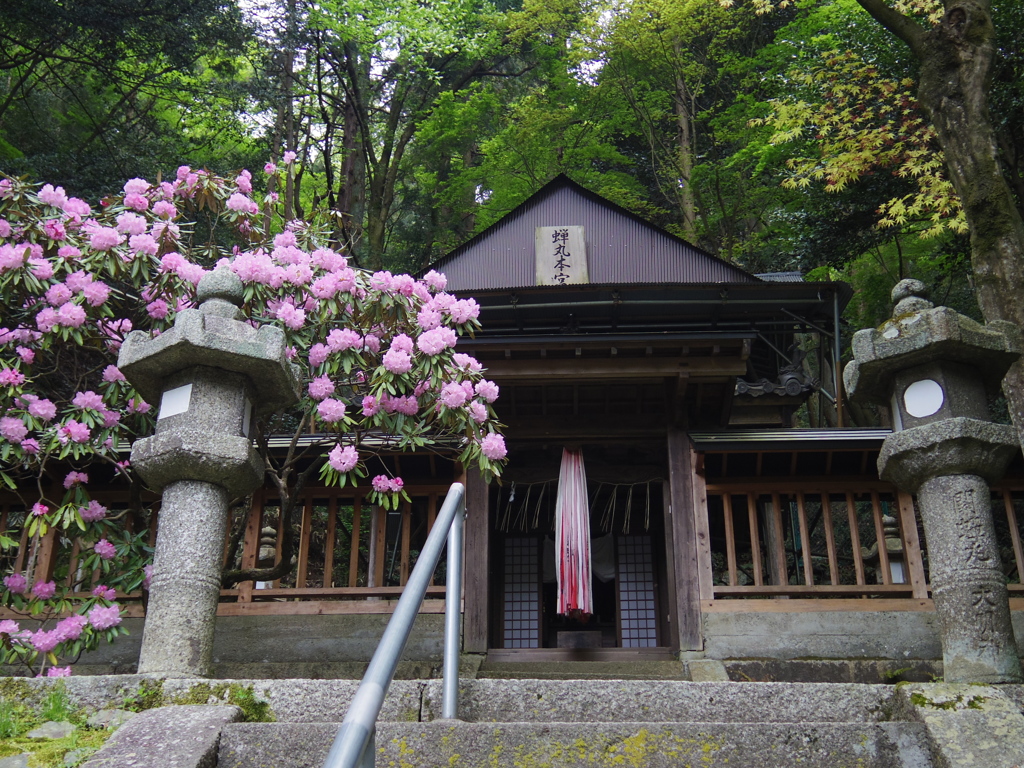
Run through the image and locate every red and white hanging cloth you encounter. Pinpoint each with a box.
[555,447,592,617]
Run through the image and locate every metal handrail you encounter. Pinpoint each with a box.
[322,482,466,768]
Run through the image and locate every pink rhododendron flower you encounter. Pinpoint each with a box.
[469,401,488,423]
[101,410,121,428]
[35,307,58,332]
[31,630,60,653]
[416,308,442,330]
[21,439,39,454]
[235,170,253,194]
[0,368,25,386]
[364,334,381,353]
[283,150,297,164]
[38,184,68,208]
[264,162,277,174]
[32,580,56,600]
[475,380,499,403]
[390,334,414,354]
[88,604,122,630]
[82,281,110,306]
[94,539,116,559]
[116,212,148,235]
[57,245,81,260]
[46,667,72,678]
[417,327,457,356]
[124,192,148,211]
[308,343,330,367]
[54,614,88,642]
[28,397,56,420]
[372,475,403,493]
[73,390,104,410]
[328,444,359,472]
[3,573,27,594]
[0,416,27,443]
[362,395,380,416]
[143,564,153,591]
[128,399,150,414]
[327,328,361,351]
[276,303,306,330]
[16,346,34,364]
[102,365,125,383]
[423,270,447,291]
[92,585,117,600]
[45,283,72,306]
[43,219,66,241]
[152,200,177,219]
[383,349,412,374]
[317,398,347,423]
[0,620,19,634]
[29,258,54,279]
[123,178,149,196]
[439,382,468,408]
[130,233,159,256]
[452,353,483,372]
[89,227,123,251]
[450,298,480,323]
[480,433,507,460]
[80,500,107,523]
[308,375,335,400]
[147,299,170,319]
[63,471,88,489]
[0,219,10,237]
[370,271,393,291]
[32,503,48,517]
[226,193,258,214]
[61,420,91,443]
[57,302,87,327]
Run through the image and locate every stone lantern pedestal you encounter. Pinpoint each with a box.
[118,269,299,677]
[845,279,1023,683]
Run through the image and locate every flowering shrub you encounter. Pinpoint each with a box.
[0,159,505,675]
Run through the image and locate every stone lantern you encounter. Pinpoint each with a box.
[118,268,299,677]
[844,279,1023,683]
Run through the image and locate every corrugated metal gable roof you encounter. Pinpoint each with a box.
[433,176,759,292]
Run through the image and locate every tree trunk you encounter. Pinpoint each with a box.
[858,0,1024,448]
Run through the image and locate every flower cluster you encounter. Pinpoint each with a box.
[0,158,506,672]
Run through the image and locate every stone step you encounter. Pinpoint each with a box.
[476,659,688,680]
[421,680,896,724]
[34,676,897,725]
[218,720,934,768]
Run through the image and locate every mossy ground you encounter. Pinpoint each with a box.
[0,682,111,768]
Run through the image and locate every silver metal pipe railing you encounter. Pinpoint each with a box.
[322,482,466,768]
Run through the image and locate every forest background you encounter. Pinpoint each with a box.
[1,0,1021,416]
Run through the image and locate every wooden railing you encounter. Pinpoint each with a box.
[0,484,455,618]
[703,479,1024,602]
[219,485,453,615]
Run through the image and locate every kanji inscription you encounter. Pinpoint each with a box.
[536,226,588,285]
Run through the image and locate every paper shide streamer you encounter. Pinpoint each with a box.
[555,447,592,617]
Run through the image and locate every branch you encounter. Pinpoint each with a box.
[854,0,928,58]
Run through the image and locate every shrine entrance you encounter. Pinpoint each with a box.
[487,443,674,655]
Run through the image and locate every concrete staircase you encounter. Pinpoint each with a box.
[216,679,934,767]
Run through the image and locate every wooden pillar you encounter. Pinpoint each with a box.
[667,427,703,651]
[463,468,490,653]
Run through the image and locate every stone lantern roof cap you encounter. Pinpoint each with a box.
[117,269,301,414]
[844,279,1022,404]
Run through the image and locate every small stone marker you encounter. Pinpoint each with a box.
[118,268,299,677]
[26,720,75,739]
[845,279,1024,683]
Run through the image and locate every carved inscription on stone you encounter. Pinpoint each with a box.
[952,487,993,566]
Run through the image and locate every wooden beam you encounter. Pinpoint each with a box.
[463,468,490,653]
[897,491,929,599]
[667,427,703,651]
[483,357,746,381]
